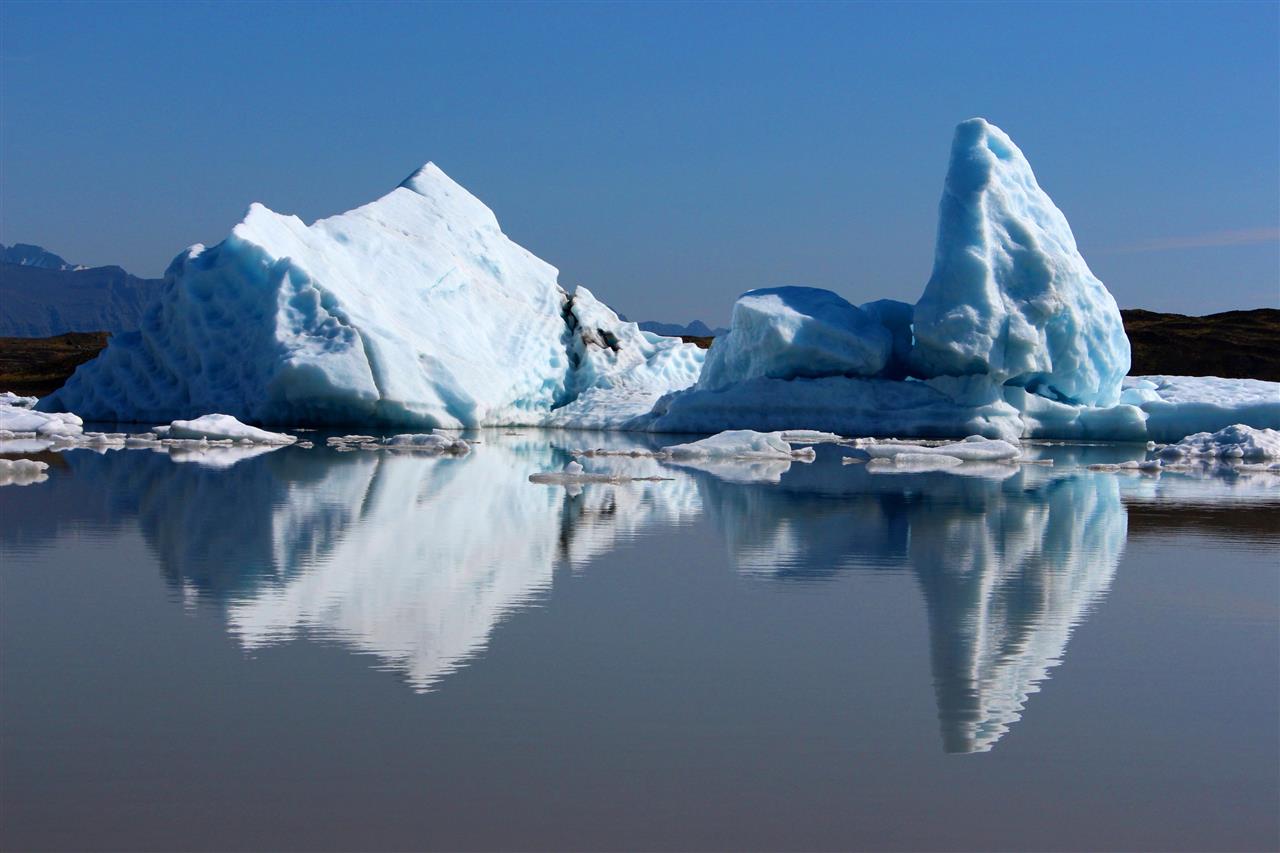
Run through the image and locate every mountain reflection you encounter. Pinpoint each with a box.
[19,433,1273,751]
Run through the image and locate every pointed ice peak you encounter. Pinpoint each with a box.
[397,162,500,228]
[910,118,1130,407]
[946,117,1034,190]
[398,161,451,193]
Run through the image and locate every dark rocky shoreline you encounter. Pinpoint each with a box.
[1121,308,1279,382]
[0,332,111,397]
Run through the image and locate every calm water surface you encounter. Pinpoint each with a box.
[2,432,1277,851]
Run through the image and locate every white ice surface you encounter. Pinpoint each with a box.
[40,164,701,429]
[911,119,1130,407]
[0,404,84,437]
[662,429,815,461]
[697,287,890,391]
[1,392,38,409]
[384,433,471,454]
[642,372,1279,443]
[158,414,297,444]
[860,435,1022,462]
[1155,424,1280,462]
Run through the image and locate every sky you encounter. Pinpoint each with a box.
[1,1,1277,324]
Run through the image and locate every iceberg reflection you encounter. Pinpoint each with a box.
[911,473,1124,753]
[25,434,1258,751]
[221,437,699,691]
[681,457,1126,751]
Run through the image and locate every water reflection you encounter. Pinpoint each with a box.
[5,433,1275,751]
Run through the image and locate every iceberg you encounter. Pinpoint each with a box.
[30,119,1276,447]
[641,119,1277,443]
[911,118,1130,407]
[40,164,703,428]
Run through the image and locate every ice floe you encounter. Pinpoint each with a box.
[662,429,817,461]
[1153,424,1280,462]
[0,404,84,437]
[0,392,38,409]
[154,414,297,444]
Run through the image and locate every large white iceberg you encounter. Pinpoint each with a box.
[911,118,1130,407]
[40,165,703,428]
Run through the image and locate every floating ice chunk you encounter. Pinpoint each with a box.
[384,433,471,454]
[0,458,49,486]
[697,287,891,392]
[1154,424,1280,462]
[327,435,378,445]
[0,392,38,409]
[861,435,1021,463]
[662,429,816,460]
[911,119,1130,407]
[779,429,846,445]
[0,405,83,437]
[158,414,297,444]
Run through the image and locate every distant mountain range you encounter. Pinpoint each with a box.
[1,242,87,271]
[626,317,728,337]
[1,242,731,342]
[0,243,163,337]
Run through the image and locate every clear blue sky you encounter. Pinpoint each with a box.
[2,1,1277,323]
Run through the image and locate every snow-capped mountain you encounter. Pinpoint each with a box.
[0,243,85,271]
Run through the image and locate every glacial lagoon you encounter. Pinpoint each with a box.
[2,432,1277,851]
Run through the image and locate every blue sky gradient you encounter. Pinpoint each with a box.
[2,1,1276,323]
